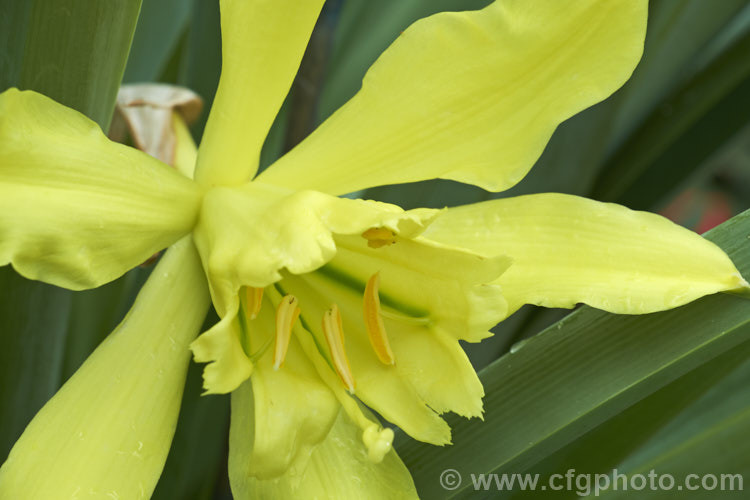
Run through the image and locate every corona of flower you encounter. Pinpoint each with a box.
[0,0,746,498]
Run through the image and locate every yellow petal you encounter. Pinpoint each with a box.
[230,410,419,500]
[228,294,339,479]
[194,0,325,187]
[190,310,254,394]
[258,0,647,195]
[0,236,210,499]
[0,89,202,290]
[193,182,437,317]
[423,193,749,317]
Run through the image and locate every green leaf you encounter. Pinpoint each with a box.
[603,0,750,149]
[0,0,143,129]
[504,337,750,499]
[595,357,750,499]
[0,267,71,458]
[396,208,750,499]
[511,0,750,203]
[123,0,194,83]
[174,0,221,138]
[592,18,750,209]
[0,1,32,91]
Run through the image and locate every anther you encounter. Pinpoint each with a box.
[363,272,395,365]
[322,304,356,392]
[361,227,397,249]
[274,295,300,369]
[245,287,264,319]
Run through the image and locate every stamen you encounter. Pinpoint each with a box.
[274,295,300,370]
[322,304,356,392]
[245,287,264,319]
[363,424,394,463]
[361,227,397,249]
[363,272,395,365]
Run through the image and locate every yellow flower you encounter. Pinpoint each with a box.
[0,0,746,498]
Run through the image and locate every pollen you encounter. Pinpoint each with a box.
[363,272,395,365]
[245,286,264,319]
[361,227,397,248]
[274,295,300,370]
[322,304,356,392]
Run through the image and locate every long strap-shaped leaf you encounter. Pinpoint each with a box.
[396,208,750,499]
[592,25,750,209]
[1,0,143,129]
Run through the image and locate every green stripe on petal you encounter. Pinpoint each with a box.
[230,409,418,500]
[422,193,749,317]
[0,89,203,290]
[194,0,325,188]
[258,0,647,195]
[0,236,210,500]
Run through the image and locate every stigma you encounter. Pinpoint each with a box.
[322,304,356,393]
[363,424,394,463]
[363,272,395,365]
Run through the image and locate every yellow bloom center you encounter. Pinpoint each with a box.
[238,271,403,464]
[241,270,397,391]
